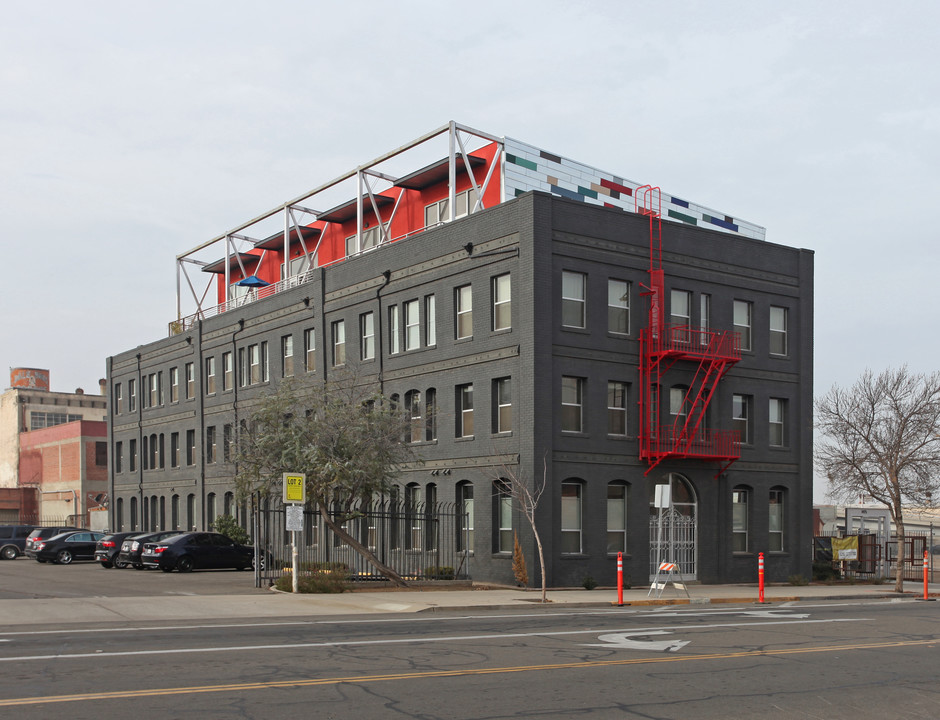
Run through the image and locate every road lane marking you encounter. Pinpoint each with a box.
[585,631,690,652]
[0,638,933,707]
[0,617,866,663]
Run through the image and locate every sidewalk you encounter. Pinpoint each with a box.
[1,581,935,628]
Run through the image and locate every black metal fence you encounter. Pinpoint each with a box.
[252,498,470,587]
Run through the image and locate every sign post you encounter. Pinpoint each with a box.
[283,473,306,593]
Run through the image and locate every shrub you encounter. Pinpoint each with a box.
[787,574,809,586]
[275,570,348,594]
[424,566,455,580]
[582,575,598,591]
[212,514,250,545]
[812,561,840,582]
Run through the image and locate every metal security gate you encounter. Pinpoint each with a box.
[252,497,469,587]
[649,473,698,581]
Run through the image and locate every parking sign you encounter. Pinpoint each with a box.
[283,473,306,505]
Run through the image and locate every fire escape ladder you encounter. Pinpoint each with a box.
[636,183,741,475]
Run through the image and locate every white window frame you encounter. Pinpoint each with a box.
[495,377,512,434]
[360,312,375,361]
[607,381,627,436]
[734,300,753,352]
[561,482,582,554]
[332,320,346,367]
[732,488,749,552]
[404,300,420,351]
[492,273,511,332]
[607,483,627,554]
[608,279,630,335]
[561,376,584,433]
[770,306,788,356]
[769,397,787,447]
[562,271,586,328]
[457,383,474,438]
[456,285,473,339]
[425,294,436,346]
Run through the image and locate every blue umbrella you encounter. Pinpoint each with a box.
[237,275,270,288]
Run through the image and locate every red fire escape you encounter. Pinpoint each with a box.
[636,186,740,476]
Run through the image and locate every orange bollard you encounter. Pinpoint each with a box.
[925,549,930,601]
[758,552,765,603]
[617,552,624,606]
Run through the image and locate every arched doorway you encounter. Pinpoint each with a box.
[649,473,698,580]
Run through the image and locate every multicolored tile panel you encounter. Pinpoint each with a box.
[503,137,765,241]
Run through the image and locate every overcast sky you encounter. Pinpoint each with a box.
[2,2,937,500]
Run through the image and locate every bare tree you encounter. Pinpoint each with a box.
[233,375,416,587]
[492,457,549,603]
[815,367,940,592]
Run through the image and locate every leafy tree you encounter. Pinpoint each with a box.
[233,375,416,586]
[815,367,940,592]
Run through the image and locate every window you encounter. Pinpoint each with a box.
[456,285,472,339]
[700,293,711,345]
[114,383,123,415]
[425,294,436,346]
[670,289,692,343]
[170,432,179,468]
[345,223,388,256]
[561,482,582,553]
[281,336,294,376]
[769,489,785,552]
[171,495,180,531]
[608,279,629,335]
[129,438,137,471]
[562,271,586,328]
[304,328,316,372]
[223,424,233,462]
[425,388,437,441]
[425,187,474,226]
[770,306,788,356]
[141,435,149,471]
[405,483,422,550]
[406,390,422,443]
[732,488,749,552]
[733,300,752,351]
[185,363,194,399]
[186,429,195,466]
[158,433,165,469]
[158,371,165,405]
[561,376,584,433]
[240,343,268,386]
[360,313,375,361]
[494,378,512,434]
[149,373,160,407]
[457,482,474,552]
[115,441,123,473]
[670,386,689,425]
[607,483,627,554]
[497,482,512,553]
[457,383,474,438]
[332,320,346,366]
[404,300,420,351]
[769,398,787,447]
[222,351,235,390]
[388,306,400,354]
[608,381,627,436]
[206,493,217,528]
[129,378,137,412]
[206,426,216,464]
[169,367,179,403]
[205,357,216,395]
[733,394,752,444]
[492,273,511,331]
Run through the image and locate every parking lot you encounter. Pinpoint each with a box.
[0,554,267,600]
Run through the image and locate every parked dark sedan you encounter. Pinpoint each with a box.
[118,530,184,569]
[0,525,36,560]
[94,532,140,568]
[24,526,81,561]
[141,532,258,573]
[32,530,106,564]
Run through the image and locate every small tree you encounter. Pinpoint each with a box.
[492,457,549,602]
[233,375,416,586]
[212,514,250,545]
[815,367,940,592]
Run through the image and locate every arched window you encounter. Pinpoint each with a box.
[406,482,422,549]
[116,497,124,532]
[456,481,474,552]
[607,482,628,554]
[207,492,217,529]
[425,388,437,441]
[769,487,786,552]
[159,496,166,530]
[130,496,139,532]
[186,493,195,531]
[224,491,235,518]
[150,494,158,531]
[732,486,750,553]
[142,496,150,531]
[494,480,512,553]
[171,494,180,530]
[425,483,438,550]
[561,480,583,554]
[405,390,422,443]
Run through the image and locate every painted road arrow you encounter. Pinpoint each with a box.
[584,631,690,653]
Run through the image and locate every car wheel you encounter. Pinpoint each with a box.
[100,561,114,569]
[176,556,194,573]
[56,550,73,565]
[114,558,128,569]
[1,546,17,560]
[251,555,266,571]
[161,566,174,573]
